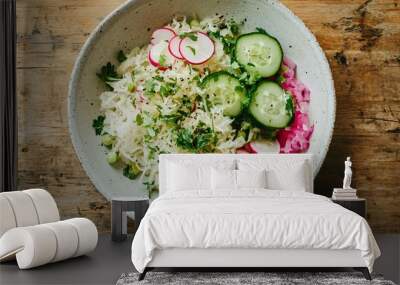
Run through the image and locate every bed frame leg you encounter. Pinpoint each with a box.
[354,267,371,280]
[138,268,148,281]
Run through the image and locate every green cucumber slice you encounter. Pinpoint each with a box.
[202,71,247,117]
[235,32,283,80]
[249,81,293,128]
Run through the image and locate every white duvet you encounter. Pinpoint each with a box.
[131,190,380,272]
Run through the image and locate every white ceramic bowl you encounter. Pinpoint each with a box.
[68,0,335,200]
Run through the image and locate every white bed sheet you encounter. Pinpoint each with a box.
[131,190,380,273]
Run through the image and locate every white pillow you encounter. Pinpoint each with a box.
[211,168,237,190]
[237,158,312,192]
[167,162,211,191]
[211,169,267,190]
[236,169,267,189]
[266,163,309,191]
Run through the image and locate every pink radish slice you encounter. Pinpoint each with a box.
[168,35,184,60]
[249,140,280,154]
[151,27,176,45]
[148,41,175,70]
[179,32,214,65]
[148,52,159,68]
[236,148,250,154]
[244,143,257,154]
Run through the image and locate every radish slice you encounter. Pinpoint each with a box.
[179,32,214,65]
[244,143,257,154]
[168,35,184,60]
[236,148,250,154]
[151,27,176,45]
[148,41,175,70]
[249,140,280,154]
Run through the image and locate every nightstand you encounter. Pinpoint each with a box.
[331,198,366,218]
[111,197,149,241]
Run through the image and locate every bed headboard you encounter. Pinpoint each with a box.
[159,154,314,195]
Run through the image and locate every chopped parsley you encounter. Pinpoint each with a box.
[187,46,196,55]
[256,27,268,35]
[92,115,105,135]
[96,62,121,90]
[128,82,136,92]
[135,114,143,126]
[176,124,216,152]
[285,95,294,117]
[123,164,141,180]
[159,82,176,97]
[117,50,127,63]
[230,22,240,35]
[158,55,167,67]
[144,80,156,96]
[176,129,193,150]
[180,32,198,41]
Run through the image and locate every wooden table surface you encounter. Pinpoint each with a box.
[16,0,399,233]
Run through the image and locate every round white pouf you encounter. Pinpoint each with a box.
[0,196,17,237]
[42,221,79,263]
[0,191,39,227]
[0,218,98,269]
[23,189,60,224]
[0,226,57,269]
[64,218,98,257]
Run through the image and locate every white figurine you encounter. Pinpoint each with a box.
[343,157,353,190]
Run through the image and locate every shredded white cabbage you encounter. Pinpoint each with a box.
[97,16,257,194]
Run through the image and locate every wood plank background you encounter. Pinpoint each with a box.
[16,0,399,233]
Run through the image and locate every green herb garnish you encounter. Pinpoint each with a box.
[187,46,196,55]
[256,27,268,34]
[123,163,141,180]
[96,62,122,90]
[128,82,136,92]
[92,115,105,135]
[144,80,156,96]
[117,50,127,63]
[159,55,167,67]
[230,23,240,35]
[135,114,143,126]
[159,82,176,97]
[176,125,216,152]
[176,129,194,150]
[180,32,198,41]
[285,95,294,117]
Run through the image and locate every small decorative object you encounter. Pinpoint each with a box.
[332,157,358,200]
[343,156,353,189]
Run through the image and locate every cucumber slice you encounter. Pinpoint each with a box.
[202,71,247,117]
[249,81,293,129]
[235,32,283,80]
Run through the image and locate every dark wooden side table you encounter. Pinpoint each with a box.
[331,198,366,218]
[111,197,149,242]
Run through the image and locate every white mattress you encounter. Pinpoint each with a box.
[131,190,380,273]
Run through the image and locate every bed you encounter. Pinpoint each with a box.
[131,154,380,280]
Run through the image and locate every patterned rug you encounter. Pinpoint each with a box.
[116,271,396,285]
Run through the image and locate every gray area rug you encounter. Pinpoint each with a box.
[117,272,396,285]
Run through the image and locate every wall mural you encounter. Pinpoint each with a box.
[68,0,335,200]
[92,16,313,197]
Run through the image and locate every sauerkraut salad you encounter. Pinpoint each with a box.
[93,15,313,195]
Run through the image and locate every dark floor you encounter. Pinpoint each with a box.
[0,234,399,285]
[0,235,135,285]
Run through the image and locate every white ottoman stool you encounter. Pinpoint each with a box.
[0,189,98,269]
